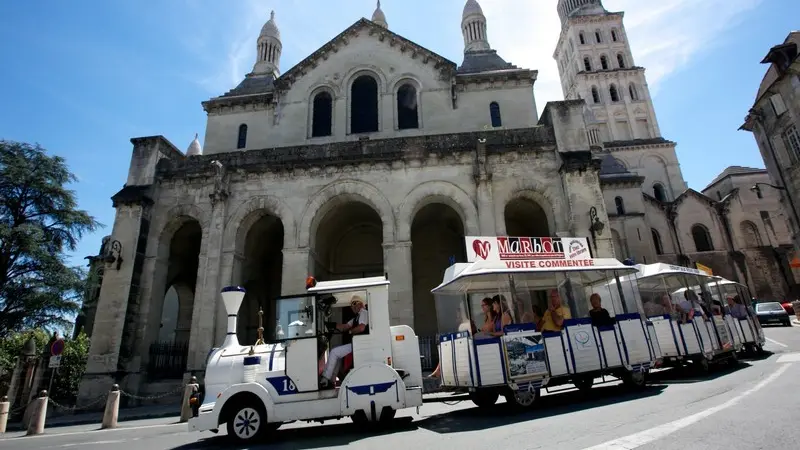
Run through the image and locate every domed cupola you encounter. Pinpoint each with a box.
[186,133,202,157]
[371,1,388,28]
[461,0,491,53]
[252,10,282,76]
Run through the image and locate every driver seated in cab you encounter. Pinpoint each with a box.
[320,295,369,389]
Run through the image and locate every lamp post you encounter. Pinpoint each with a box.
[588,206,605,252]
[102,240,124,271]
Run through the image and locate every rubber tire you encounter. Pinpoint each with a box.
[469,391,499,408]
[622,370,646,389]
[504,387,540,409]
[696,357,711,374]
[575,377,594,392]
[226,401,269,443]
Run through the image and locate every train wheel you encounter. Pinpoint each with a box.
[469,391,499,408]
[622,370,646,389]
[504,387,540,409]
[574,376,594,392]
[226,402,269,443]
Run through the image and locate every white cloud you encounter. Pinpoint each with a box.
[480,0,764,114]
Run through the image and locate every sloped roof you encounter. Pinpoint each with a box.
[458,49,520,74]
[278,18,457,90]
[703,166,766,192]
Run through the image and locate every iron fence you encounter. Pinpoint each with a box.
[418,336,438,371]
[147,341,189,380]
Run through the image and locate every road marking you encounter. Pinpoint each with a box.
[3,422,184,440]
[582,363,791,450]
[55,439,129,447]
[765,337,788,348]
[777,352,800,363]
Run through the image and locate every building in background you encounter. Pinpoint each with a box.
[741,31,800,254]
[74,1,796,405]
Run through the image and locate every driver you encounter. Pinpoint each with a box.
[320,295,369,389]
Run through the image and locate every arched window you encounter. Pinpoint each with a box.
[351,75,379,134]
[600,55,609,70]
[615,196,625,215]
[583,57,592,71]
[397,84,419,130]
[311,91,333,137]
[629,83,639,101]
[579,32,586,45]
[611,29,618,42]
[490,102,502,127]
[651,229,664,255]
[609,84,620,102]
[237,124,248,149]
[617,53,626,68]
[595,30,602,43]
[653,183,667,202]
[591,86,601,104]
[739,221,763,247]
[691,225,714,252]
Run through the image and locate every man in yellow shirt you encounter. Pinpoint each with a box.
[539,289,572,332]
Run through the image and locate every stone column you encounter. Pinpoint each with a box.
[559,152,614,258]
[186,190,229,374]
[281,248,312,295]
[383,241,414,326]
[476,182,497,235]
[77,201,151,407]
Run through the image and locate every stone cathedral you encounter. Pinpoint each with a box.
[77,0,797,404]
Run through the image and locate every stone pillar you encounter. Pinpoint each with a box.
[476,182,497,235]
[281,248,312,295]
[558,152,614,258]
[186,191,229,374]
[384,241,414,326]
[78,201,151,407]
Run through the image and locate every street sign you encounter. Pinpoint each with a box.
[49,355,62,369]
[51,338,65,357]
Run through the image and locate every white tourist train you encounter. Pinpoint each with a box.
[431,236,656,409]
[187,275,424,443]
[625,263,763,372]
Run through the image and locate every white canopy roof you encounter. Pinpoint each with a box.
[431,257,637,294]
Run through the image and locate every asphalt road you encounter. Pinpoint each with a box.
[3,324,799,450]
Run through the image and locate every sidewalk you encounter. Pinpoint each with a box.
[3,404,180,432]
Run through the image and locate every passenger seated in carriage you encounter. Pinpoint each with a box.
[588,293,615,327]
[540,289,572,332]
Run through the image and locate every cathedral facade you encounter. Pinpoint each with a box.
[77,0,797,404]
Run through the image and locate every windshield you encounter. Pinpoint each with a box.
[756,302,784,312]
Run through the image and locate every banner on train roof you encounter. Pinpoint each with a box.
[695,262,713,276]
[464,236,592,264]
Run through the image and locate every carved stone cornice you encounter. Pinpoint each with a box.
[558,150,602,174]
[111,185,154,208]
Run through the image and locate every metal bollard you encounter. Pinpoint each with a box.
[101,385,121,429]
[180,376,199,423]
[26,390,48,436]
[0,395,9,433]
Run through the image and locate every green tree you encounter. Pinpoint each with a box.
[0,140,100,335]
[0,330,90,404]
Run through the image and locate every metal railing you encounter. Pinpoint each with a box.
[147,341,189,380]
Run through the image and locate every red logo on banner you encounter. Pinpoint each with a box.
[472,240,491,260]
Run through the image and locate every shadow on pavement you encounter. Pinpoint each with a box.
[647,360,755,384]
[166,417,418,449]
[416,383,667,434]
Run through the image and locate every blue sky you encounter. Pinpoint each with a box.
[0,0,795,267]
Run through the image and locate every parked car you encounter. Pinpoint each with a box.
[755,302,792,327]
[781,301,795,315]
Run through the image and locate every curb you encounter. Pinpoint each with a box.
[4,410,180,432]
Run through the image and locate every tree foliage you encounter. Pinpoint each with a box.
[0,330,90,405]
[0,140,100,335]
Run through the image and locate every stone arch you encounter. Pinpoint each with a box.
[739,220,763,248]
[343,66,389,93]
[149,204,210,259]
[223,195,297,252]
[496,184,563,235]
[299,179,396,249]
[691,223,714,252]
[389,73,423,94]
[308,84,337,139]
[397,181,479,241]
